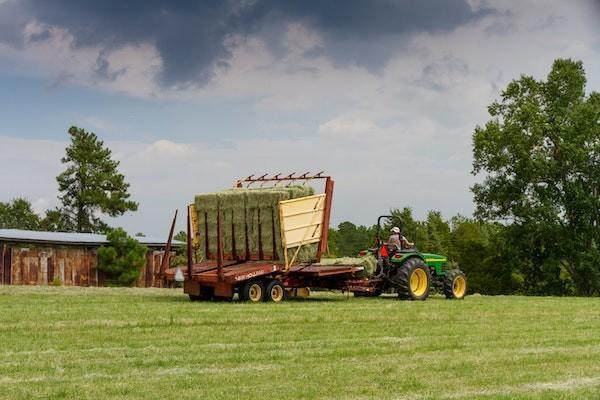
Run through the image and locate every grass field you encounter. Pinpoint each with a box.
[1,287,599,399]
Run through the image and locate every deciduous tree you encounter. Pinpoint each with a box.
[0,198,40,230]
[472,59,600,295]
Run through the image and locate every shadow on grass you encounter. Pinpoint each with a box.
[145,288,455,305]
[148,293,348,304]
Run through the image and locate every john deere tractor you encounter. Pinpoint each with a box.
[362,216,467,300]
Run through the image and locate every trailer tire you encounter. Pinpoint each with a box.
[396,257,431,301]
[189,286,213,301]
[191,286,214,301]
[265,280,285,302]
[240,281,265,302]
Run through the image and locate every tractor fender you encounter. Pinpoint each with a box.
[391,252,447,278]
[390,253,425,265]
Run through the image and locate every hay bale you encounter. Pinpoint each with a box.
[269,189,296,260]
[218,189,246,258]
[195,193,219,257]
[245,189,276,258]
[318,255,377,277]
[233,193,247,258]
[286,244,318,264]
[287,185,315,198]
[192,204,207,261]
[258,191,276,258]
[193,185,317,262]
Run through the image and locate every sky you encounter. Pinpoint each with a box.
[0,0,599,237]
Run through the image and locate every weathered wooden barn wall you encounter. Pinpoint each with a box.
[9,246,97,286]
[0,243,169,287]
[138,250,169,288]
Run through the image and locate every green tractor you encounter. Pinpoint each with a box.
[361,215,467,300]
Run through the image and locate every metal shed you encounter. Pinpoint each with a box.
[0,229,183,287]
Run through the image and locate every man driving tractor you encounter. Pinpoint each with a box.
[388,226,414,251]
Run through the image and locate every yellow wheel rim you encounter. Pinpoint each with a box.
[409,268,428,297]
[452,276,466,298]
[248,284,262,302]
[270,285,284,302]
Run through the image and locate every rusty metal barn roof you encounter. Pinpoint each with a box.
[0,229,183,248]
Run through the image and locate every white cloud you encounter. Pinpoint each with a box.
[0,131,476,236]
[145,140,191,157]
[0,1,599,236]
[0,136,65,214]
[318,117,378,139]
[31,198,50,215]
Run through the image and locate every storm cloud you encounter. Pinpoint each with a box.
[0,0,495,87]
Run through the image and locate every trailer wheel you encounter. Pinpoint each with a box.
[240,281,265,302]
[265,280,285,302]
[189,286,213,301]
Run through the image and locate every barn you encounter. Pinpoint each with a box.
[0,229,182,288]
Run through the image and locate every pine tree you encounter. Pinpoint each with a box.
[56,126,138,233]
[97,228,147,285]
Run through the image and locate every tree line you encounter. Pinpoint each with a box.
[327,209,522,296]
[0,58,598,294]
[328,59,599,296]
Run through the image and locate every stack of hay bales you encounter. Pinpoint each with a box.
[318,255,378,278]
[194,186,316,263]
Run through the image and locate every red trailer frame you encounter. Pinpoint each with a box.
[176,173,369,301]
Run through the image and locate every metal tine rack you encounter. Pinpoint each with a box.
[235,171,328,188]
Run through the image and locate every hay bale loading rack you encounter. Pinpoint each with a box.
[176,173,369,302]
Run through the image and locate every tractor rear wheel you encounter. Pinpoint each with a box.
[444,270,467,299]
[396,257,431,300]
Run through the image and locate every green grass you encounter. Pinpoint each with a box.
[1,287,599,399]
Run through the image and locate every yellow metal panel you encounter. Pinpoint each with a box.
[188,204,200,251]
[279,194,326,268]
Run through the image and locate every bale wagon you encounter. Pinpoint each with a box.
[167,173,466,302]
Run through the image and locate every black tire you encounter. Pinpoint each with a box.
[443,270,467,299]
[240,280,265,302]
[396,257,431,300]
[189,286,214,301]
[265,280,286,302]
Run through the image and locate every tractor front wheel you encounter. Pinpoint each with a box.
[444,270,467,299]
[396,258,431,300]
